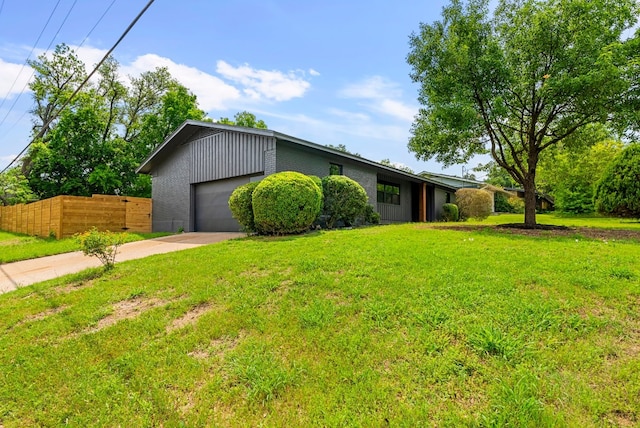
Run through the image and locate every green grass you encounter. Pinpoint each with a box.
[464,213,640,230]
[0,231,171,263]
[1,223,639,426]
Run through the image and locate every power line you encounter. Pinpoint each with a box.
[0,0,62,112]
[0,0,118,142]
[0,0,78,131]
[1,0,156,174]
[78,0,118,48]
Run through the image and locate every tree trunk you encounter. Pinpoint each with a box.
[523,176,537,228]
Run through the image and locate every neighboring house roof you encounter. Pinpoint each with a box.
[418,171,486,188]
[137,120,459,192]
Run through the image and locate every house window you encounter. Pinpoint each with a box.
[329,163,343,175]
[446,192,451,203]
[377,181,400,205]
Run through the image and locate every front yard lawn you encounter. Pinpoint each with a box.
[0,231,171,264]
[0,223,638,426]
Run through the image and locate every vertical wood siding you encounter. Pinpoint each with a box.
[190,132,275,184]
[376,174,413,223]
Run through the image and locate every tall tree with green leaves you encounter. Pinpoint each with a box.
[217,111,267,129]
[24,44,206,199]
[0,167,36,206]
[407,0,639,226]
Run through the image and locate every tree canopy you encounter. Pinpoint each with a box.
[217,111,267,129]
[24,44,206,199]
[407,0,639,226]
[594,143,640,218]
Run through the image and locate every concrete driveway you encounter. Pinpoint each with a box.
[0,232,245,294]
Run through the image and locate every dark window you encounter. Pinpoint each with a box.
[446,192,451,203]
[329,163,343,175]
[377,181,400,205]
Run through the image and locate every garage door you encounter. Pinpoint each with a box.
[194,176,251,232]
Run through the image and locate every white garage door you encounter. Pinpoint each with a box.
[194,176,251,232]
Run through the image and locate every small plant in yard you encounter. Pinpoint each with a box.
[76,227,126,270]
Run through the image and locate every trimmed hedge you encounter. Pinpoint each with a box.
[455,188,493,220]
[228,181,260,232]
[252,171,322,234]
[595,144,640,218]
[442,203,459,222]
[321,175,368,228]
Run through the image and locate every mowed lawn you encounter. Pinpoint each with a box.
[0,231,171,264]
[0,222,639,426]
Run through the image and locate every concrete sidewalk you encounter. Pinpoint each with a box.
[0,232,244,294]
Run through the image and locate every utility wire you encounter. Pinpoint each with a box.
[0,0,78,130]
[0,0,118,141]
[0,0,63,113]
[1,0,156,174]
[78,0,117,48]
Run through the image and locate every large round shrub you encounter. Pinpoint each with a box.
[455,188,493,220]
[595,144,640,218]
[252,171,322,234]
[228,181,260,232]
[321,175,368,228]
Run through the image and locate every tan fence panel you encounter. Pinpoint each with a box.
[125,196,152,233]
[0,195,151,239]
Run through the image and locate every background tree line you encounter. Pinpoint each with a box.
[0,44,268,204]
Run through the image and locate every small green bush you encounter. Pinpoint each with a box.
[252,171,322,234]
[508,196,525,214]
[76,227,125,270]
[455,188,493,221]
[442,203,459,221]
[322,175,368,228]
[229,181,260,232]
[595,144,640,218]
[362,204,381,225]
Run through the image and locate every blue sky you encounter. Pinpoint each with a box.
[0,0,477,176]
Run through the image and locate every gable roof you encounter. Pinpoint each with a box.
[136,120,457,191]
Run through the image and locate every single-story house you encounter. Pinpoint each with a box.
[137,120,458,232]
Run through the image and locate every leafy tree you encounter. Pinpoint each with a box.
[217,111,267,129]
[537,138,622,213]
[325,144,360,157]
[594,144,640,219]
[475,162,517,188]
[27,44,87,141]
[407,0,639,227]
[24,44,205,199]
[0,167,36,205]
[379,158,414,174]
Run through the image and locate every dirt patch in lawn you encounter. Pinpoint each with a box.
[188,332,245,360]
[86,297,168,334]
[427,224,640,241]
[167,303,217,333]
[13,305,68,328]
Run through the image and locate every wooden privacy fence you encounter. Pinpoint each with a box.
[0,195,152,239]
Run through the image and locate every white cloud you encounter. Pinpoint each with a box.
[0,59,31,99]
[340,75,402,99]
[309,68,320,76]
[216,60,311,102]
[339,75,417,123]
[122,54,241,111]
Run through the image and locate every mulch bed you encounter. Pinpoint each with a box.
[429,223,640,241]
